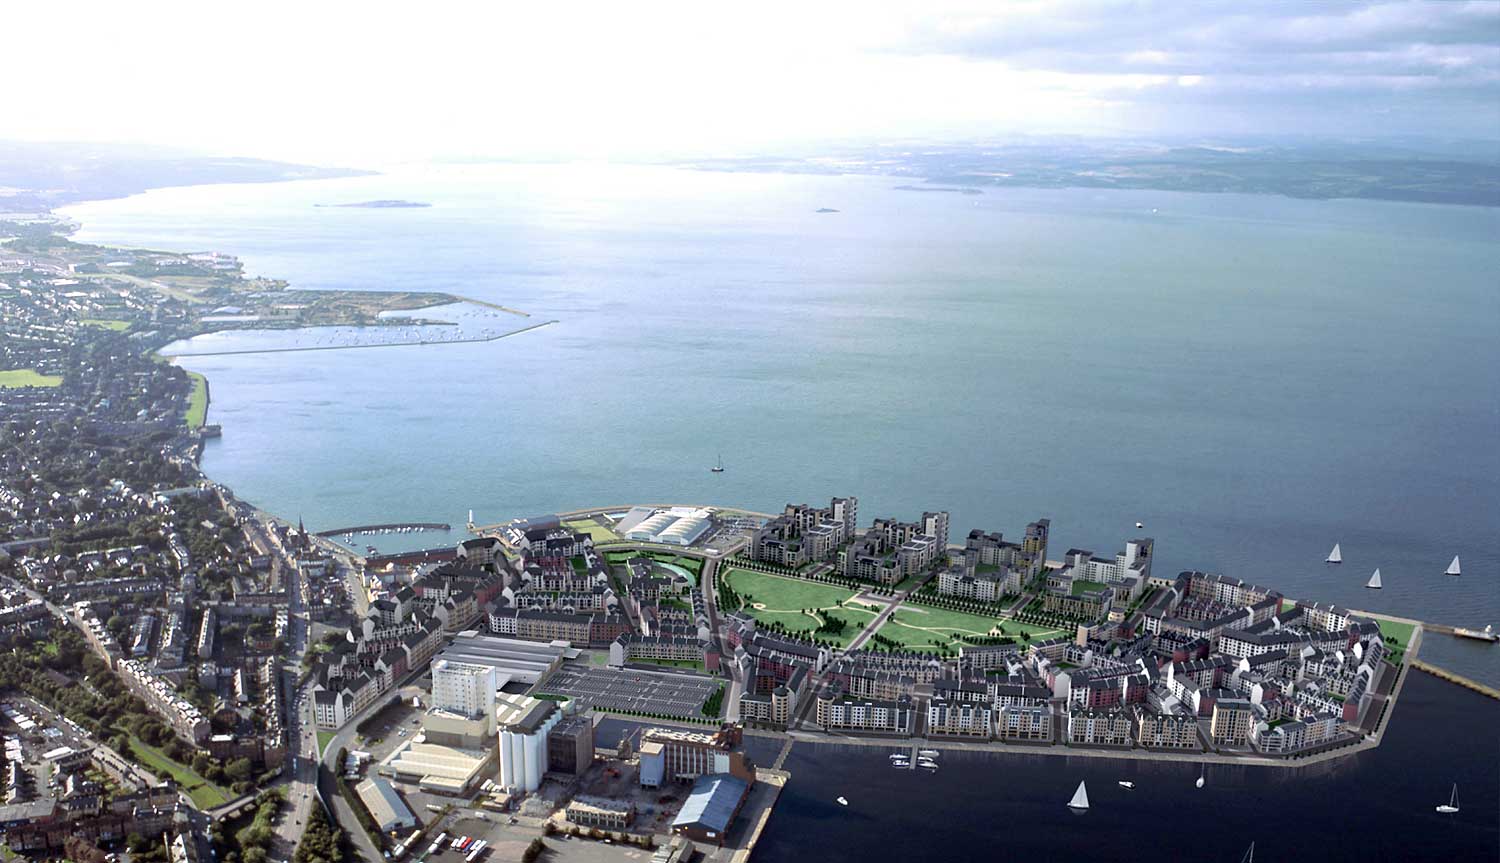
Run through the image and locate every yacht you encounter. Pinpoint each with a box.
[1436,783,1459,814]
[1366,568,1383,589]
[1117,781,1135,790]
[1066,781,1089,812]
[710,454,725,473]
[836,796,849,807]
[1326,543,1342,564]
[1195,765,1206,789]
[1445,556,1461,576]
[917,749,940,758]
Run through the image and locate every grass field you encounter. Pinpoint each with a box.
[1072,579,1111,595]
[79,318,130,331]
[723,568,857,612]
[316,730,335,756]
[1376,618,1417,660]
[564,518,621,543]
[0,369,62,389]
[876,606,1065,650]
[184,371,209,427]
[127,734,233,808]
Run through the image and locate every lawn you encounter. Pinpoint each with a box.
[564,518,621,543]
[316,730,335,756]
[127,734,233,808]
[1072,579,1111,596]
[722,568,857,613]
[184,371,209,427]
[0,369,62,389]
[876,606,1065,650]
[1376,618,1417,660]
[79,318,130,331]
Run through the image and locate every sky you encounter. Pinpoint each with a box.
[5,0,1498,165]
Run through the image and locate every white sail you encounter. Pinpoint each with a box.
[1326,543,1342,564]
[1446,555,1461,576]
[1366,568,1382,589]
[1067,780,1089,810]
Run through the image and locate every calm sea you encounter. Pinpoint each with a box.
[753,671,1499,862]
[62,164,1500,689]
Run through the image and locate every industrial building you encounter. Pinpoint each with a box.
[430,633,568,688]
[354,776,417,832]
[637,726,754,788]
[547,714,595,775]
[671,773,750,846]
[497,693,561,793]
[377,740,495,796]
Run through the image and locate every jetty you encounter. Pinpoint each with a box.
[1411,660,1500,701]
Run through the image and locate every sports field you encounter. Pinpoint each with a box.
[0,369,62,389]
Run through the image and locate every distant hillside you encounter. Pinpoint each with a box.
[0,141,371,211]
[674,139,1500,207]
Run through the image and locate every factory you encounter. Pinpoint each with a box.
[497,692,562,793]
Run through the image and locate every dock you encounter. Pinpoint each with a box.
[315,522,451,537]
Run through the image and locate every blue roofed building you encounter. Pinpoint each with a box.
[671,773,751,846]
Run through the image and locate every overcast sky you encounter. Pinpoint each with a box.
[6,0,1498,165]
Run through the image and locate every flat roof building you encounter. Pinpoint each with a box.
[431,633,567,688]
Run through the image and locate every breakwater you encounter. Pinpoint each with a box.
[161,319,557,357]
[1411,660,1500,700]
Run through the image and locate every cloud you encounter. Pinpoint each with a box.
[876,1,1500,138]
[0,0,1493,163]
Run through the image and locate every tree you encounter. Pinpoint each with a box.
[226,756,254,783]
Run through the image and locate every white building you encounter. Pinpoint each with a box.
[430,659,497,719]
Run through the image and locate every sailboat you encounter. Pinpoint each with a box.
[1445,556,1461,576]
[1366,568,1383,590]
[1436,783,1459,814]
[1326,543,1342,564]
[709,454,725,473]
[1241,842,1255,863]
[1195,765,1206,789]
[1066,780,1089,812]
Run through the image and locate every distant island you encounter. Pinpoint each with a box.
[816,207,840,213]
[894,185,983,195]
[316,199,431,209]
